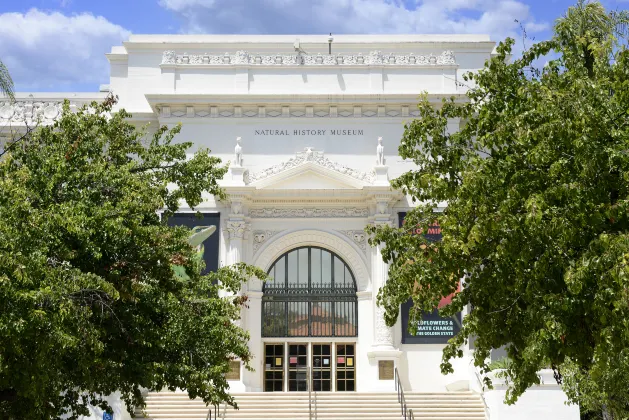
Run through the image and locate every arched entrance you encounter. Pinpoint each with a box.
[262,246,357,392]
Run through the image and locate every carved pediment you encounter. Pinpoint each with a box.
[244,148,375,189]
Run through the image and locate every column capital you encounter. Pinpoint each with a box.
[226,220,250,239]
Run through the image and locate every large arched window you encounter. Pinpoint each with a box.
[262,247,358,337]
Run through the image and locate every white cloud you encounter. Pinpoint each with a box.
[0,9,130,92]
[159,0,548,43]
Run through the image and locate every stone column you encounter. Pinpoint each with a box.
[372,242,394,349]
[226,220,246,265]
[366,195,401,391]
[246,291,264,391]
[224,196,249,266]
[371,197,395,350]
[223,198,249,392]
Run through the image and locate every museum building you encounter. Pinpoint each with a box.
[4,34,579,419]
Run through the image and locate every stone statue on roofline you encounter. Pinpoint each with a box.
[234,137,243,167]
[376,137,385,166]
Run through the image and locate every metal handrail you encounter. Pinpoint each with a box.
[473,370,491,420]
[394,367,415,420]
[308,366,312,420]
[205,403,218,420]
[313,366,317,420]
[307,365,318,420]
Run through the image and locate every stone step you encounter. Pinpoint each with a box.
[142,407,484,413]
[143,403,483,409]
[145,394,480,400]
[139,391,487,420]
[140,415,486,420]
[139,417,485,420]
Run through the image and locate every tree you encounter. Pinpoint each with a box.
[0,59,14,100]
[0,96,266,419]
[368,1,629,417]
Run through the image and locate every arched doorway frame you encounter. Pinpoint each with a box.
[252,229,370,293]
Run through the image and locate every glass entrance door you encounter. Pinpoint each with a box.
[264,344,284,392]
[264,342,356,391]
[336,344,355,391]
[288,344,308,391]
[312,344,332,391]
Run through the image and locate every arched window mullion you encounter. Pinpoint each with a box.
[308,247,312,336]
[262,246,357,338]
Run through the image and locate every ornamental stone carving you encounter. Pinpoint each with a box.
[234,137,243,167]
[245,148,376,184]
[249,208,369,218]
[439,50,456,65]
[233,50,250,65]
[376,137,385,166]
[161,50,457,66]
[339,230,367,250]
[375,305,394,346]
[0,101,66,125]
[226,221,249,239]
[252,230,281,253]
[162,50,176,64]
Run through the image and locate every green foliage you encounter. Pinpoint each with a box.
[0,59,13,101]
[488,358,513,371]
[368,1,629,416]
[0,96,267,419]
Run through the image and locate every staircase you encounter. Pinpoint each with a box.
[137,391,487,420]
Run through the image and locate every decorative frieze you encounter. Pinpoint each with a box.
[245,148,376,184]
[0,101,66,125]
[161,50,457,67]
[249,208,369,218]
[159,105,420,119]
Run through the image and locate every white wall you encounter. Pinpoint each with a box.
[474,370,580,420]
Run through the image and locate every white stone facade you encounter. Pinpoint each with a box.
[8,34,578,419]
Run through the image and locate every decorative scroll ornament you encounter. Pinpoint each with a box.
[162,50,457,66]
[252,230,281,253]
[245,148,376,184]
[339,230,367,250]
[249,208,369,218]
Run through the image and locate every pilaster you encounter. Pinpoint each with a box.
[365,191,403,390]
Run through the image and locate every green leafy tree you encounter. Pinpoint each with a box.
[368,1,629,417]
[0,59,14,100]
[0,96,266,419]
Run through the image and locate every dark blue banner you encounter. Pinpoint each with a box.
[398,212,461,344]
[167,212,221,274]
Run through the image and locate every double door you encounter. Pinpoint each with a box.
[264,343,355,392]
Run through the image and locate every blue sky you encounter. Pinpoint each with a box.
[0,0,625,92]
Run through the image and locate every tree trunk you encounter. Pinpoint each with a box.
[602,405,613,420]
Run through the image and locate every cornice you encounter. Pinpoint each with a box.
[145,93,463,103]
[105,53,128,62]
[122,34,495,52]
[144,94,465,118]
